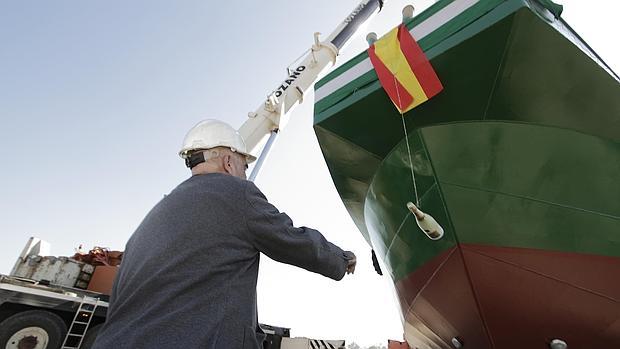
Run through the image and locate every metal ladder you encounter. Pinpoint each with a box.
[62,295,100,349]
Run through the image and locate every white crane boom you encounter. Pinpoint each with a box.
[239,0,385,181]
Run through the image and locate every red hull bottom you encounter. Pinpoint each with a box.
[395,244,620,348]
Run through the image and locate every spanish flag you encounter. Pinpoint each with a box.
[368,24,443,114]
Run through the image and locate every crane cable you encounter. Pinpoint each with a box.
[393,75,420,208]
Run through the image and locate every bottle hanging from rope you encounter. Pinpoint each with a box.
[407,202,444,240]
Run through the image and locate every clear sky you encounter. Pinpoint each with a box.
[0,1,617,347]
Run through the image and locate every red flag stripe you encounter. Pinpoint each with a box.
[397,25,443,98]
[368,45,414,112]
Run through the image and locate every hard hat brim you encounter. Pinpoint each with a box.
[180,147,256,164]
[244,153,257,164]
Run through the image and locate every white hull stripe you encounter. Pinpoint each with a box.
[315,0,479,103]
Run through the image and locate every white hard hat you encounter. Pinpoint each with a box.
[179,119,256,164]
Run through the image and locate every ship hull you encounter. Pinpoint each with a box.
[398,244,620,348]
[363,121,620,348]
[313,0,620,347]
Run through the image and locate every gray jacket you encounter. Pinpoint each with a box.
[92,173,349,349]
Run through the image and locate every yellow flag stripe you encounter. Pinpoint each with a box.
[373,27,428,112]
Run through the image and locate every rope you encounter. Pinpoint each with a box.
[393,76,420,207]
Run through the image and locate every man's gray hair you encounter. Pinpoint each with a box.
[202,147,239,162]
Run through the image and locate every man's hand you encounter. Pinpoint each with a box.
[343,251,357,274]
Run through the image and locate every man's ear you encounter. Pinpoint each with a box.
[222,154,233,174]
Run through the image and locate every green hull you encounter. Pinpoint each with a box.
[313,0,620,347]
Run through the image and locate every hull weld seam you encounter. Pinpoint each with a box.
[441,181,620,220]
[463,247,620,303]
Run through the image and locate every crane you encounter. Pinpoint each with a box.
[238,0,385,181]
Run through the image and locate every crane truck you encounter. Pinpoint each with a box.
[0,238,347,349]
[0,1,387,348]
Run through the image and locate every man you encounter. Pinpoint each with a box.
[92,119,356,349]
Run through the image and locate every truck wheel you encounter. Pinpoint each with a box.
[78,324,102,349]
[0,310,67,349]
